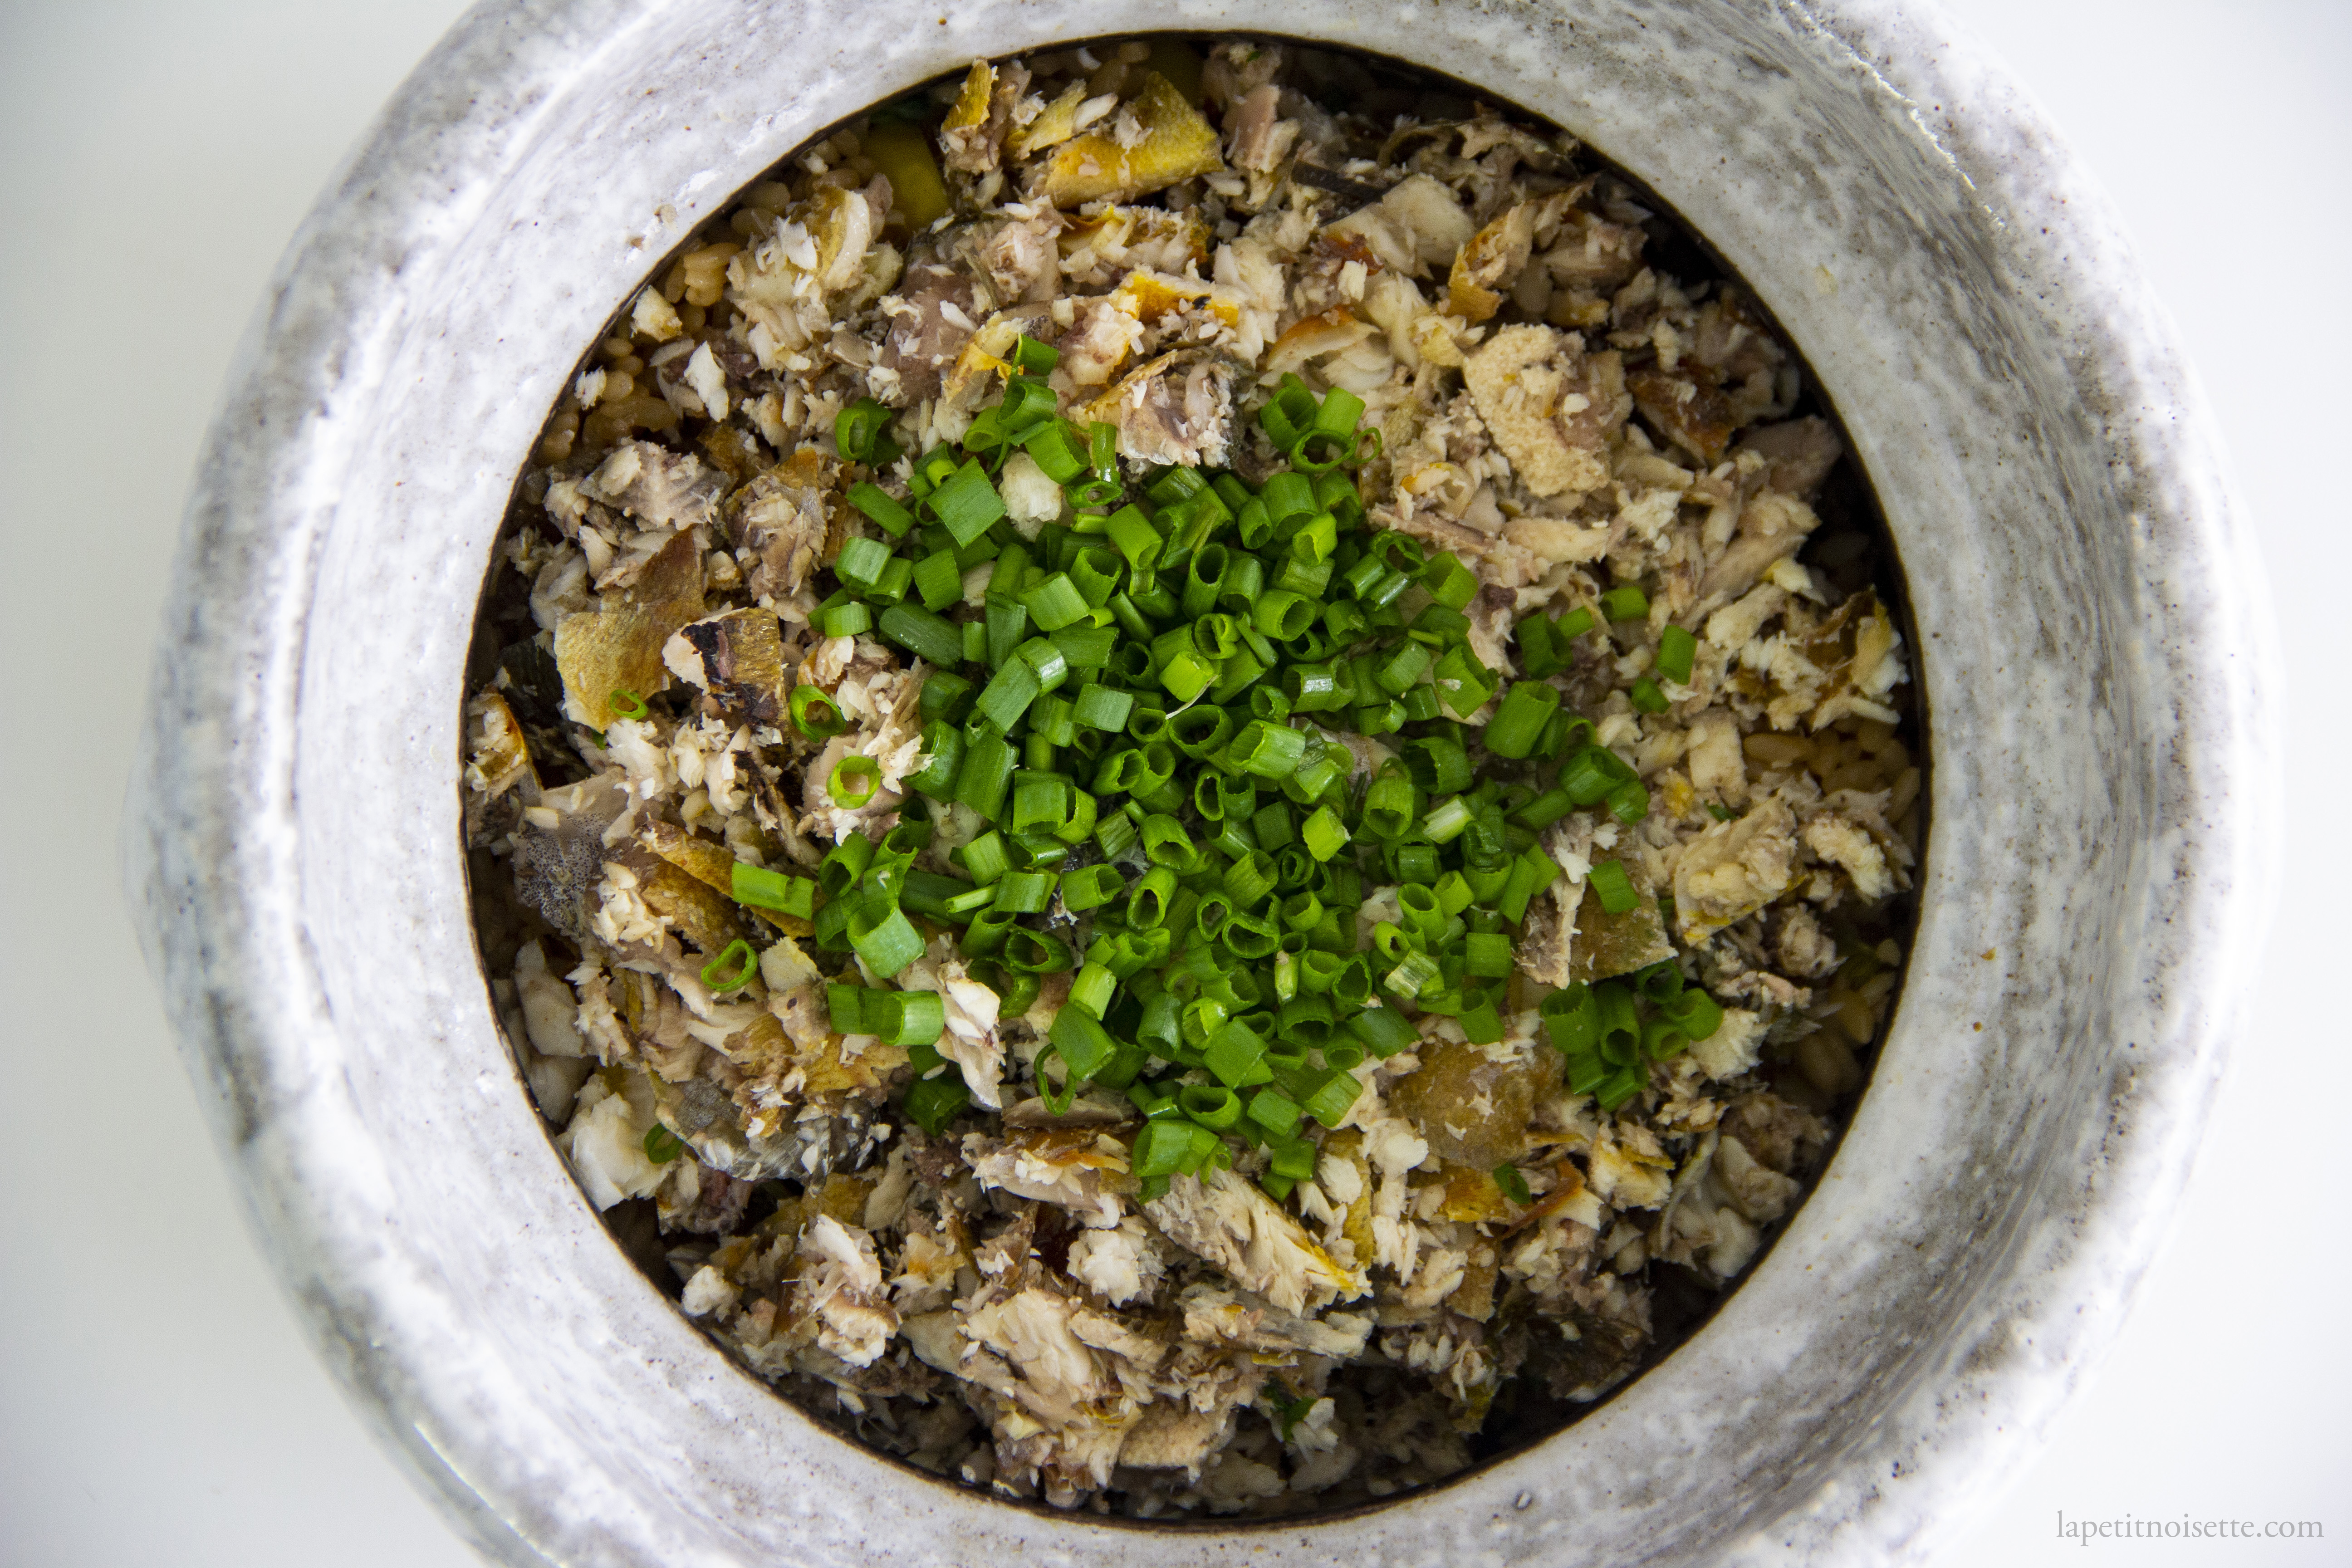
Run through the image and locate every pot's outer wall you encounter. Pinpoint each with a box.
[126,0,2276,1563]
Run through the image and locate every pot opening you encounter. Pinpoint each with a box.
[456,29,1927,1525]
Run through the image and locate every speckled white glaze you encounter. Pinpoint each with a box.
[127,1,2277,1562]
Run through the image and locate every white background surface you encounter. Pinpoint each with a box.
[0,2,2342,1563]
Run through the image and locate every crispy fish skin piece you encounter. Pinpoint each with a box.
[1628,364,1741,466]
[639,819,738,897]
[662,606,787,726]
[1566,876,1677,982]
[629,854,751,960]
[1388,1035,1558,1170]
[553,529,706,730]
[939,61,996,165]
[1009,81,1088,157]
[1038,72,1225,207]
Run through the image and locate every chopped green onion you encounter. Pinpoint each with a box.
[846,481,916,537]
[1106,506,1164,575]
[1023,419,1088,482]
[643,1124,685,1163]
[608,688,648,720]
[1300,1069,1361,1126]
[1259,376,1319,450]
[1425,798,1474,843]
[928,459,1006,545]
[1011,333,1059,375]
[874,989,947,1047]
[1072,683,1133,732]
[1301,805,1350,862]
[1345,1007,1415,1058]
[1270,1140,1319,1183]
[1493,1162,1531,1206]
[1421,551,1477,610]
[990,869,1058,914]
[918,670,974,722]
[1595,1063,1648,1112]
[826,980,871,1034]
[903,1073,971,1136]
[836,535,892,590]
[1203,1019,1271,1088]
[821,602,872,638]
[1607,779,1651,824]
[700,939,758,994]
[1009,772,1072,833]
[1385,950,1441,1000]
[1229,721,1308,779]
[818,832,873,897]
[1133,1117,1193,1177]
[1049,1005,1118,1080]
[1155,648,1216,703]
[1587,859,1639,915]
[1373,639,1431,696]
[1050,623,1115,671]
[1247,1088,1303,1138]
[1463,932,1515,978]
[1313,386,1366,437]
[1068,475,1122,510]
[1431,644,1495,718]
[1665,988,1725,1042]
[1640,1013,1691,1061]
[836,397,902,464]
[1512,785,1574,831]
[1178,1083,1242,1130]
[731,862,816,919]
[1656,624,1698,684]
[1600,584,1650,622]
[1223,849,1276,908]
[829,755,880,808]
[1559,742,1637,806]
[974,657,1043,732]
[1021,572,1091,632]
[1634,958,1685,1004]
[1060,862,1125,912]
[1068,962,1117,1019]
[848,903,924,977]
[1484,680,1561,759]
[1288,428,1349,473]
[1254,591,1318,641]
[710,347,1806,1227]
[876,603,964,667]
[1502,847,1562,924]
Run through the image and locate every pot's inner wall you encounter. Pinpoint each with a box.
[457,30,1927,1524]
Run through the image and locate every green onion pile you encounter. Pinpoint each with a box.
[723,333,1728,1203]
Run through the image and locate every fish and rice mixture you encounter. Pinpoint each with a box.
[463,37,1921,1516]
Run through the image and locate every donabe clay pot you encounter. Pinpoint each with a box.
[128,2,2275,1563]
